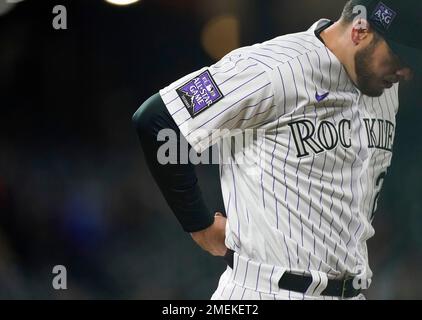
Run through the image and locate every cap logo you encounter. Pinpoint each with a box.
[371,2,397,30]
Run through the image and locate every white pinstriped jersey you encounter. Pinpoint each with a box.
[159,19,399,293]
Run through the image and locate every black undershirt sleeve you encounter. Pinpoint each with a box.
[132,93,214,233]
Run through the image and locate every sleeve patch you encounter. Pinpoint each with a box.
[176,70,224,118]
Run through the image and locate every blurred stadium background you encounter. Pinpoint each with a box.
[0,0,421,299]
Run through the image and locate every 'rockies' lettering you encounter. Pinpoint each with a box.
[288,119,352,158]
[363,118,395,151]
[289,118,395,157]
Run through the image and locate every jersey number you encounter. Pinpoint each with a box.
[370,171,387,222]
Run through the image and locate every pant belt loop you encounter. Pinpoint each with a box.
[305,270,328,297]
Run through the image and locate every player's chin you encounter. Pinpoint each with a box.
[360,83,386,97]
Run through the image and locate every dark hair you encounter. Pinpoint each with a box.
[341,0,359,24]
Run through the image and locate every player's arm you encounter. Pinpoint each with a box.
[134,52,284,257]
[132,93,227,256]
[159,53,280,155]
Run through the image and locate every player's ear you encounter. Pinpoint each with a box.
[351,18,370,46]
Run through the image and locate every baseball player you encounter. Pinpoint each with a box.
[133,0,421,300]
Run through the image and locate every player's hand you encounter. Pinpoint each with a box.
[190,212,227,257]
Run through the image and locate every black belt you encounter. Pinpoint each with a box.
[224,249,361,299]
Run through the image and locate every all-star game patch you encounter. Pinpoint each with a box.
[371,2,397,31]
[176,70,224,118]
